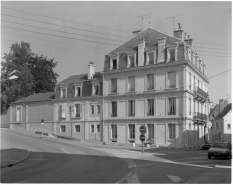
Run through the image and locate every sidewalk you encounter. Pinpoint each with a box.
[1,148,30,168]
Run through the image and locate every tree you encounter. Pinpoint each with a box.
[1,42,59,113]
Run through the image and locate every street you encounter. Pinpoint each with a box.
[1,129,231,183]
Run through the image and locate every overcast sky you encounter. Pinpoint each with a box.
[1,1,232,106]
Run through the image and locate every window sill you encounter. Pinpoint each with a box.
[125,91,136,94]
[165,88,178,90]
[73,117,82,119]
[109,93,119,95]
[167,139,176,142]
[111,139,117,142]
[144,89,156,93]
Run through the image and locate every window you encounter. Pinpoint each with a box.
[112,59,117,69]
[148,52,154,64]
[75,125,80,132]
[75,86,81,97]
[75,104,81,117]
[129,124,135,139]
[97,104,100,115]
[167,72,176,88]
[16,107,22,122]
[193,99,196,113]
[148,124,154,140]
[111,101,117,117]
[128,100,135,117]
[61,125,66,132]
[216,122,218,129]
[93,85,99,95]
[91,125,94,133]
[189,72,191,90]
[147,99,154,116]
[91,105,95,115]
[97,125,100,132]
[111,78,117,93]
[228,124,231,129]
[189,98,191,116]
[168,124,176,139]
[112,124,117,139]
[128,76,135,92]
[147,74,154,90]
[128,55,135,67]
[61,88,66,98]
[168,97,176,115]
[61,104,66,118]
[193,76,196,89]
[170,49,175,61]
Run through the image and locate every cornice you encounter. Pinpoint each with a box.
[186,62,209,83]
[53,95,103,103]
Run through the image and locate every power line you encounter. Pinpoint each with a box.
[2,13,129,39]
[200,54,231,58]
[192,45,231,51]
[2,6,131,34]
[2,20,125,43]
[192,41,231,48]
[2,25,121,47]
[208,69,231,79]
[1,32,111,50]
[195,50,231,55]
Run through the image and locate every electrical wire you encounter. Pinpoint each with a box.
[192,41,231,48]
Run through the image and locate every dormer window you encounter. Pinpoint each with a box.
[112,59,117,69]
[148,52,155,64]
[128,55,135,68]
[170,49,175,61]
[93,84,99,95]
[60,87,67,98]
[75,86,82,97]
[167,47,176,62]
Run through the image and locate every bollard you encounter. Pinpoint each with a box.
[132,143,135,147]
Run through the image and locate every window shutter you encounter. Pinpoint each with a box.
[72,104,75,118]
[80,104,82,117]
[60,105,62,118]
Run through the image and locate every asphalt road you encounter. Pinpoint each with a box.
[1,129,231,183]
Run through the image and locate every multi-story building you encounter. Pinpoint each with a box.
[9,25,210,148]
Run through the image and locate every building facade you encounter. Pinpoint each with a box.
[9,26,210,148]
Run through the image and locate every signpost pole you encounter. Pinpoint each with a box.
[142,141,144,154]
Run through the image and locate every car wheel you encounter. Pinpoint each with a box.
[208,154,211,159]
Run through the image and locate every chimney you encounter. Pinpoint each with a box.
[219,99,225,113]
[137,39,146,66]
[184,34,193,47]
[88,62,95,79]
[174,23,184,40]
[157,37,167,63]
[224,99,228,108]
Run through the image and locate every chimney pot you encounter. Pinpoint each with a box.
[88,62,95,80]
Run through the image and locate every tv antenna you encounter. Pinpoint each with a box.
[167,14,182,31]
[135,13,151,31]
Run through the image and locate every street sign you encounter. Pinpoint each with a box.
[139,134,146,142]
[139,125,146,134]
[41,119,44,125]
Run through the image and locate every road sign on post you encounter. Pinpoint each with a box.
[41,119,44,136]
[139,125,146,134]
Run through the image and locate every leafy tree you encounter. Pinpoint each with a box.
[1,42,59,113]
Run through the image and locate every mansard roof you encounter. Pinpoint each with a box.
[215,103,232,119]
[12,92,55,104]
[58,72,102,84]
[108,27,181,56]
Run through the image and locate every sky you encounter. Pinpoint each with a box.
[1,1,232,107]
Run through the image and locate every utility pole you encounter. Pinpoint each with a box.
[167,14,182,31]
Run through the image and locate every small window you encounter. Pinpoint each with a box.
[93,85,99,95]
[148,52,154,64]
[61,125,66,132]
[189,72,192,90]
[75,125,80,132]
[189,98,191,116]
[168,97,176,115]
[128,76,135,92]
[16,107,22,122]
[112,124,117,139]
[168,124,176,139]
[148,124,154,140]
[75,104,81,117]
[129,55,135,67]
[128,100,135,117]
[147,74,154,90]
[111,78,117,93]
[129,124,135,139]
[147,99,154,116]
[168,72,176,88]
[112,59,117,69]
[97,125,100,132]
[97,104,100,115]
[111,101,117,117]
[75,87,81,97]
[170,49,175,61]
[228,124,231,129]
[91,125,94,133]
[61,88,66,98]
[91,105,95,115]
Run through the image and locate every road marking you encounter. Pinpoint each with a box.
[29,159,48,160]
[116,172,132,184]
[127,174,140,183]
[215,165,231,168]
[181,160,218,163]
[60,147,71,154]
[123,158,137,168]
[167,175,182,183]
[17,179,29,183]
[173,161,213,168]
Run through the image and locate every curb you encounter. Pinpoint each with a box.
[1,150,30,168]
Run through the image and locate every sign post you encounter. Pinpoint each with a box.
[139,125,146,154]
[41,119,44,136]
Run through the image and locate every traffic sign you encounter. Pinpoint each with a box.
[139,134,146,142]
[139,125,146,134]
[41,119,44,125]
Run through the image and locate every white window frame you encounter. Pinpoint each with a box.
[147,73,155,90]
[127,75,135,92]
[97,124,100,133]
[74,103,81,118]
[128,124,135,139]
[93,84,99,95]
[91,125,95,133]
[146,51,156,65]
[110,57,118,70]
[168,123,176,140]
[60,87,67,98]
[75,125,81,132]
[96,104,100,115]
[127,54,136,68]
[111,124,117,139]
[75,85,82,97]
[166,46,177,62]
[167,71,176,89]
[61,104,66,119]
[90,104,95,115]
[16,106,22,122]
[168,97,176,115]
[111,78,117,94]
[60,125,66,133]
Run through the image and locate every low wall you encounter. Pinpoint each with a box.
[1,114,10,128]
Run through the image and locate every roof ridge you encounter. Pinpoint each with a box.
[149,27,182,42]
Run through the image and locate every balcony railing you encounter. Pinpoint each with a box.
[193,112,208,123]
[194,86,209,102]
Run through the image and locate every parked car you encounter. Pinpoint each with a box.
[202,141,212,150]
[208,142,232,159]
